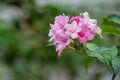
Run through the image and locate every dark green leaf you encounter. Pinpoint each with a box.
[46,43,54,46]
[74,40,81,51]
[87,46,118,70]
[86,46,118,63]
[86,43,99,51]
[112,56,120,80]
[102,14,120,27]
[84,57,97,71]
[108,14,120,25]
[101,25,120,36]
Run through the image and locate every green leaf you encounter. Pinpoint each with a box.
[84,57,97,71]
[117,45,120,54]
[101,25,120,36]
[86,43,99,51]
[46,43,54,46]
[108,14,120,25]
[112,56,120,80]
[73,39,81,51]
[102,14,120,26]
[86,46,120,80]
[101,47,118,61]
[74,43,81,51]
[87,46,118,60]
[86,46,118,63]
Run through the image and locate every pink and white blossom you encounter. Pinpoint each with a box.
[49,12,102,55]
[70,16,82,24]
[49,14,70,56]
[65,21,81,39]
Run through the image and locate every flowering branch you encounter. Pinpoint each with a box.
[48,12,120,80]
[49,12,102,56]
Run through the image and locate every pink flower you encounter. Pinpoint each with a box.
[48,12,102,55]
[90,26,102,38]
[55,14,69,26]
[49,14,70,56]
[77,12,102,44]
[83,12,102,34]
[65,21,81,39]
[78,24,94,44]
[70,16,82,24]
[56,39,70,56]
[83,12,97,29]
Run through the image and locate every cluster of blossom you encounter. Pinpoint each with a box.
[49,12,102,56]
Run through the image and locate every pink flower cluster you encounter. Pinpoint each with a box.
[49,12,102,56]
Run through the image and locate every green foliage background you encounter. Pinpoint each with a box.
[0,0,120,80]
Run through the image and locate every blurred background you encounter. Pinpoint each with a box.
[0,0,120,80]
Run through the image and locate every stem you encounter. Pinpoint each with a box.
[112,70,116,80]
[112,75,115,80]
[73,43,87,55]
[110,61,115,80]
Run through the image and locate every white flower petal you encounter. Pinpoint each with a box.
[71,33,78,39]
